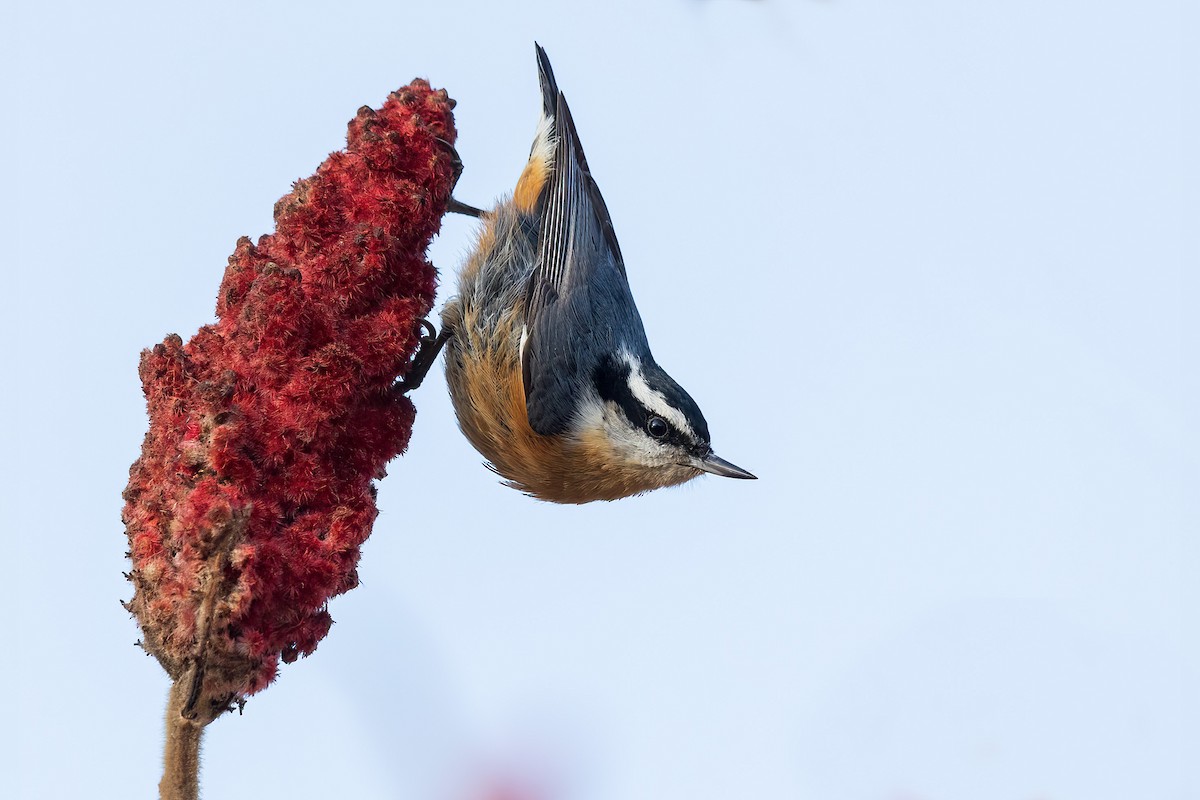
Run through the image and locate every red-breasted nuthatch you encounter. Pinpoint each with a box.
[405,44,754,503]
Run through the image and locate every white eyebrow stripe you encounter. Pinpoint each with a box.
[622,352,697,441]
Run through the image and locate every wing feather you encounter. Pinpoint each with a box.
[520,49,640,435]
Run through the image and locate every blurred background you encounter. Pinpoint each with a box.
[4,1,1195,798]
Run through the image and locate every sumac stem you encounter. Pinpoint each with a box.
[160,679,206,800]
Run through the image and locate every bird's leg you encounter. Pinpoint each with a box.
[396,320,454,393]
[434,138,486,218]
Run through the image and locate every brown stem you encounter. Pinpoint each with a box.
[160,676,207,800]
[158,512,240,798]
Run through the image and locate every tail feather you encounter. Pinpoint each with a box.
[514,43,559,212]
[520,39,626,283]
[535,42,558,121]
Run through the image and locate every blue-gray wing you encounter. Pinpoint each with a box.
[522,51,642,436]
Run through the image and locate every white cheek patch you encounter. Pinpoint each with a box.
[575,395,674,469]
[621,353,697,441]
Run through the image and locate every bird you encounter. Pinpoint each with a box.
[402,43,755,503]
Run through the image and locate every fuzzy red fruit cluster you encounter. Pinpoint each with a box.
[123,80,457,708]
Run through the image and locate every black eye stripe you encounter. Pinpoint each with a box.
[593,356,636,410]
[592,355,707,451]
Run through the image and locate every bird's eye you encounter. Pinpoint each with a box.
[647,416,669,439]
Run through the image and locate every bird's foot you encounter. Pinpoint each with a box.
[396,320,453,393]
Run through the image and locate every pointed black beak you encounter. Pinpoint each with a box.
[696,452,757,480]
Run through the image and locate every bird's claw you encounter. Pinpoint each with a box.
[396,320,453,394]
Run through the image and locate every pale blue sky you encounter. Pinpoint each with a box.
[5,1,1196,798]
